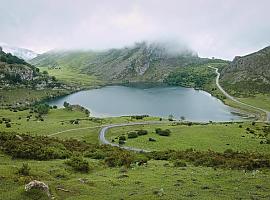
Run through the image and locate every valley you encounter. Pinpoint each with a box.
[0,42,270,200]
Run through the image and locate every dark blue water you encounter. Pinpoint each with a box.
[47,85,241,121]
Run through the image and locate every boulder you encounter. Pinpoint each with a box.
[25,180,50,198]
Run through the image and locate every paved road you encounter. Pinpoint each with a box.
[208,66,270,122]
[99,121,168,152]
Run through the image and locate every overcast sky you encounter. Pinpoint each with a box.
[0,0,269,60]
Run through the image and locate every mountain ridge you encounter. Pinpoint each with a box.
[30,41,208,83]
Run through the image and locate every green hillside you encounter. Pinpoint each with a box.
[220,46,270,96]
[30,42,210,84]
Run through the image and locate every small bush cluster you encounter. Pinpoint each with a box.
[17,163,31,176]
[148,149,270,170]
[65,157,89,172]
[155,128,171,136]
[0,132,92,160]
[131,115,149,120]
[173,160,187,167]
[127,129,148,139]
[128,131,138,138]
[137,130,148,136]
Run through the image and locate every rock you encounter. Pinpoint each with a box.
[153,188,165,196]
[25,180,50,198]
[15,135,23,140]
[78,178,89,184]
[56,185,70,192]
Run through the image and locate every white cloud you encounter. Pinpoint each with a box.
[0,0,269,59]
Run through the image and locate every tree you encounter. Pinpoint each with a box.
[63,101,70,108]
[180,116,185,121]
[35,104,50,115]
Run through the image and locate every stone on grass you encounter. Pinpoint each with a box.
[25,180,50,198]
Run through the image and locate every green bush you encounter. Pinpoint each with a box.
[155,128,171,136]
[34,104,50,115]
[128,131,138,138]
[137,130,148,136]
[119,135,126,141]
[65,157,89,172]
[119,140,125,145]
[84,149,106,159]
[105,151,134,168]
[17,163,31,176]
[174,160,187,167]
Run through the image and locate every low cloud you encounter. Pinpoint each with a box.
[0,0,269,60]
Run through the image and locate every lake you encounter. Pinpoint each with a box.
[47,85,241,122]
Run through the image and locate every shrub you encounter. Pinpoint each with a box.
[187,122,193,126]
[65,157,89,172]
[137,130,148,136]
[84,149,106,159]
[17,163,31,176]
[174,160,187,167]
[34,104,50,115]
[131,115,149,120]
[105,151,134,168]
[149,138,156,142]
[119,135,126,141]
[156,128,171,136]
[128,131,138,139]
[6,123,11,128]
[53,105,58,109]
[239,125,242,128]
[119,140,125,145]
[252,122,256,126]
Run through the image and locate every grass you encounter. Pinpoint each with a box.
[0,154,270,200]
[0,108,270,199]
[0,108,161,144]
[238,94,270,112]
[106,122,270,153]
[41,67,104,88]
[0,88,70,108]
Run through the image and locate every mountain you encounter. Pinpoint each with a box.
[0,43,38,61]
[0,47,61,89]
[30,42,208,83]
[220,46,270,95]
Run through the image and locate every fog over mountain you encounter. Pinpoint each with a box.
[0,0,270,60]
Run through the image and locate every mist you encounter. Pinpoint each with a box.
[0,0,270,60]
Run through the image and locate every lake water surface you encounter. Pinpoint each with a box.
[48,85,241,122]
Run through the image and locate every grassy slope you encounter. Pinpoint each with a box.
[41,67,104,88]
[106,122,270,153]
[237,94,270,111]
[0,88,71,108]
[0,109,270,199]
[0,109,160,143]
[1,155,270,200]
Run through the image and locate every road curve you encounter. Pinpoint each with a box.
[99,121,168,152]
[208,66,270,122]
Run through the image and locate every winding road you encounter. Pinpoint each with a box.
[208,66,270,122]
[49,68,269,152]
[99,121,168,152]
